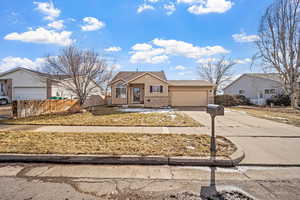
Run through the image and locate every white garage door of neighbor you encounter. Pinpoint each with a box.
[170,90,208,106]
[13,87,47,100]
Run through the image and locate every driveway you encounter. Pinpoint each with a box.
[181,109,300,166]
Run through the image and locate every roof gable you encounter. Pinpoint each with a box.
[111,71,167,83]
[126,72,169,84]
[0,67,48,79]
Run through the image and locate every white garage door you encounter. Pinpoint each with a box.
[170,90,208,106]
[13,87,47,100]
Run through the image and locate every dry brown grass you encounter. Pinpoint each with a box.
[0,131,236,157]
[1,106,201,127]
[231,106,300,127]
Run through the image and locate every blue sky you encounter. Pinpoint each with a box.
[0,0,273,80]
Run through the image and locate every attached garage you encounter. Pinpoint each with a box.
[13,87,47,100]
[168,80,214,107]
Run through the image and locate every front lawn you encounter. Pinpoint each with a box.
[1,106,201,127]
[230,106,300,127]
[0,131,236,157]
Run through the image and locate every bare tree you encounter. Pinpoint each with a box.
[45,46,113,105]
[197,57,236,95]
[256,0,300,107]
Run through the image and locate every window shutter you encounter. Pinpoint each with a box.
[160,85,163,93]
[150,86,153,93]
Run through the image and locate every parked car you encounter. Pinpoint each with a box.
[0,96,9,105]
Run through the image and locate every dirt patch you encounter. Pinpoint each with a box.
[0,131,236,157]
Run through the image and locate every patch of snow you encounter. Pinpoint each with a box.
[265,115,288,121]
[186,146,195,150]
[169,114,177,119]
[119,108,175,114]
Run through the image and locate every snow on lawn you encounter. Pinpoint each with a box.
[119,108,175,114]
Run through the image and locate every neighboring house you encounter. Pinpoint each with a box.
[0,67,104,105]
[223,73,284,105]
[109,71,214,107]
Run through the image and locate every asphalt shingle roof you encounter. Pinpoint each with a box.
[168,80,214,86]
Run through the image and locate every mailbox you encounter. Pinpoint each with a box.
[206,104,224,153]
[207,104,224,117]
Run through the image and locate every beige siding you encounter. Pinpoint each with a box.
[130,74,169,107]
[111,80,127,105]
[169,86,214,106]
[130,74,168,97]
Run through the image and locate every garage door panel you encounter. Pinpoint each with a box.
[13,88,47,100]
[170,91,207,106]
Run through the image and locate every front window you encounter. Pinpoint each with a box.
[150,85,163,93]
[116,83,126,98]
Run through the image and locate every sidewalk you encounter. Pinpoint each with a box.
[0,124,210,134]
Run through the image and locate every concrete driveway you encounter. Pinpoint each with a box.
[181,109,300,166]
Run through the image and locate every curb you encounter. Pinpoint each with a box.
[169,141,245,167]
[0,146,244,167]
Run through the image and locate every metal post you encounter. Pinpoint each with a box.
[211,115,216,153]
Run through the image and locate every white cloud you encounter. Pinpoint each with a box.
[177,0,233,15]
[81,17,105,31]
[137,4,155,13]
[33,1,60,21]
[174,65,186,70]
[47,20,64,30]
[130,38,229,64]
[0,56,46,72]
[188,0,233,14]
[164,3,176,15]
[177,0,203,4]
[197,57,218,64]
[232,32,260,43]
[148,0,161,2]
[152,38,229,58]
[234,58,252,64]
[4,27,74,46]
[132,43,153,51]
[130,48,169,64]
[104,46,122,52]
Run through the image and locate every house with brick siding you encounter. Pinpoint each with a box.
[109,71,214,108]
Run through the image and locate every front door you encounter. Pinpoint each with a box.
[133,88,141,103]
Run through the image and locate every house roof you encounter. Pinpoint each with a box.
[111,71,167,84]
[244,73,282,82]
[223,73,283,90]
[0,67,71,80]
[168,80,214,87]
